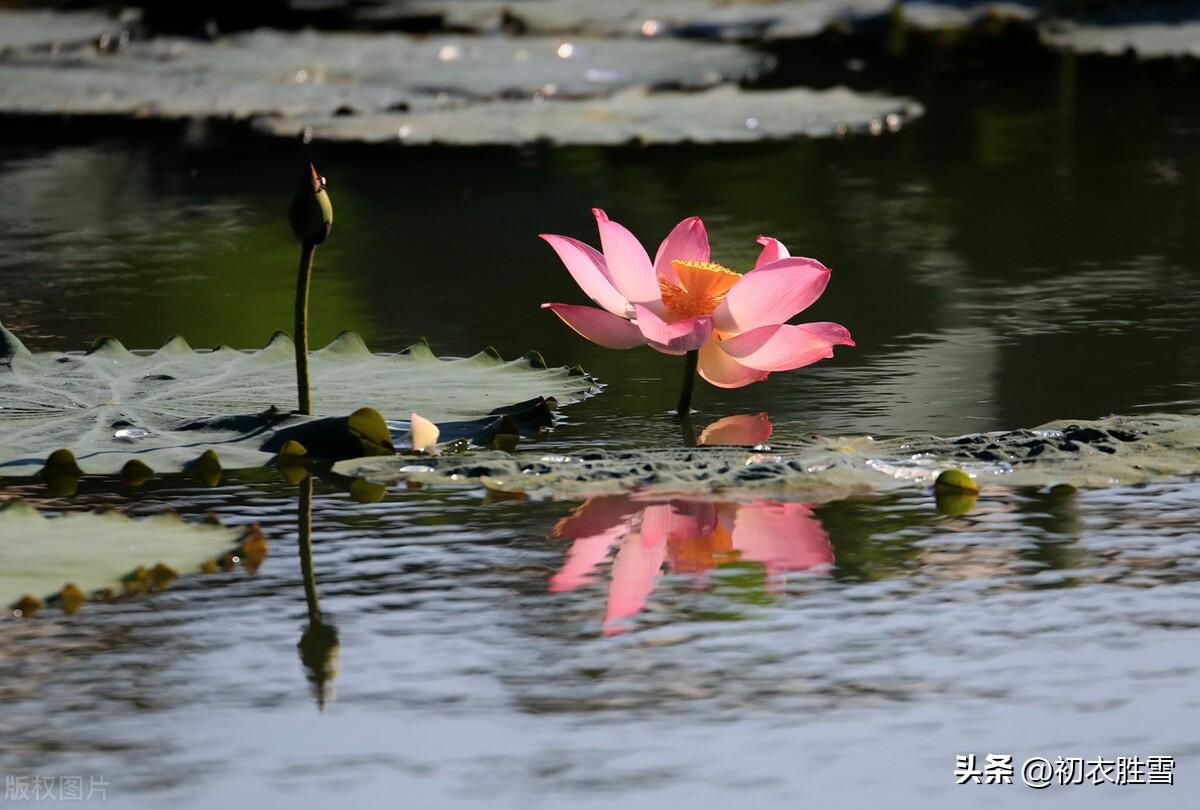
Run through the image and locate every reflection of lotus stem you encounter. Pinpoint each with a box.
[676,349,698,416]
[297,475,321,625]
[294,243,316,415]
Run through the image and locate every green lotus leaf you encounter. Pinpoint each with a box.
[0,322,594,476]
[364,0,1031,41]
[0,499,266,615]
[0,25,763,121]
[334,414,1200,498]
[260,85,924,146]
[1040,17,1200,60]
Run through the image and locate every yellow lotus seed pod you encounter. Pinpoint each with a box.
[934,468,979,493]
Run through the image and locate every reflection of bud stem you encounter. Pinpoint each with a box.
[295,474,339,711]
[675,349,698,416]
[294,242,317,415]
[297,476,320,625]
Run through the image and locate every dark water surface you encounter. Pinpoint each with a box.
[2,49,1199,808]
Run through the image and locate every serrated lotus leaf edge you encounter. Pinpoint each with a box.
[3,321,586,372]
[1,321,595,479]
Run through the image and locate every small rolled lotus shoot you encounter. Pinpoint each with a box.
[289,163,334,415]
[410,412,440,454]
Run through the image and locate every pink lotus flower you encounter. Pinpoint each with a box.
[551,495,834,635]
[541,210,854,388]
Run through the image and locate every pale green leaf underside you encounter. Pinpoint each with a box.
[335,414,1200,497]
[0,499,256,609]
[0,323,594,476]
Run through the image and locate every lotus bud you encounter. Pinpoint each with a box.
[289,163,333,245]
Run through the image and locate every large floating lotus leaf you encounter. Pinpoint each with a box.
[366,0,1033,40]
[0,9,122,53]
[0,499,265,614]
[1040,17,1200,59]
[0,28,764,121]
[335,414,1200,497]
[0,323,594,476]
[365,0,890,39]
[259,85,923,146]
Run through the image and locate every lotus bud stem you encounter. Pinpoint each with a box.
[289,163,333,415]
[675,349,699,417]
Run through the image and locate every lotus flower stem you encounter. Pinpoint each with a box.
[675,349,699,416]
[294,243,316,415]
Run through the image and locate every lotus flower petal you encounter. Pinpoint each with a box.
[754,235,790,268]
[697,340,768,388]
[654,216,710,284]
[717,321,854,372]
[633,306,712,356]
[592,208,661,310]
[540,233,629,317]
[698,412,773,446]
[541,303,646,349]
[713,257,830,333]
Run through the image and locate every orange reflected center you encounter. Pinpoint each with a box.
[659,260,742,321]
[667,523,738,574]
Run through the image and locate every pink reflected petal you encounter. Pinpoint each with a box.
[654,216,710,283]
[592,208,661,309]
[698,412,773,446]
[554,495,642,540]
[541,303,646,349]
[539,233,629,317]
[697,340,769,388]
[642,500,718,543]
[549,523,628,593]
[754,235,790,269]
[603,529,667,635]
[633,306,713,356]
[731,502,834,575]
[713,257,831,334]
[717,321,854,372]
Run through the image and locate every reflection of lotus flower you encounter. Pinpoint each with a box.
[551,496,834,635]
[541,210,854,388]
